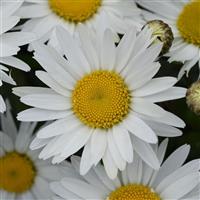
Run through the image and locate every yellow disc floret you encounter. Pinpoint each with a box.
[107,184,161,200]
[72,70,131,129]
[48,0,101,23]
[177,0,200,47]
[0,152,36,193]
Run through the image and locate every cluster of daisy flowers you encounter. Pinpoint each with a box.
[0,0,200,199]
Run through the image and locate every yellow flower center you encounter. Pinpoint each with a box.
[48,0,101,23]
[0,152,36,193]
[107,184,161,200]
[177,0,200,47]
[72,70,131,129]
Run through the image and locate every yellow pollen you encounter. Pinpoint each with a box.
[72,70,131,129]
[48,0,101,23]
[177,0,200,47]
[107,184,161,200]
[0,152,36,193]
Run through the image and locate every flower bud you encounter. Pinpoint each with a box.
[145,20,174,55]
[186,80,200,115]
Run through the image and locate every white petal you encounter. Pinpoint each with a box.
[160,173,199,199]
[80,141,94,175]
[127,153,143,184]
[39,166,62,181]
[112,125,133,163]
[2,32,35,48]
[144,87,186,102]
[15,122,35,153]
[132,136,160,169]
[103,147,118,179]
[0,16,19,34]
[13,87,55,97]
[17,108,70,121]
[33,44,76,89]
[59,126,92,158]
[16,4,50,18]
[37,115,80,139]
[20,93,71,110]
[35,71,71,96]
[0,56,30,71]
[32,177,53,199]
[146,120,183,137]
[0,131,14,151]
[50,181,80,199]
[61,178,104,199]
[93,164,116,191]
[152,144,190,187]
[107,130,126,171]
[156,159,200,193]
[91,129,107,165]
[101,29,116,71]
[134,77,177,97]
[56,26,90,75]
[137,0,179,19]
[77,25,99,70]
[132,98,167,118]
[115,27,137,72]
[0,95,6,113]
[124,113,158,144]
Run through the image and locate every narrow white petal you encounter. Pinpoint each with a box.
[21,93,71,110]
[152,144,190,187]
[160,173,199,199]
[103,147,118,179]
[101,29,116,71]
[132,136,160,169]
[134,77,177,97]
[132,98,167,118]
[0,131,14,151]
[93,164,116,191]
[0,56,30,71]
[112,125,133,163]
[50,181,80,199]
[61,178,104,199]
[56,26,90,75]
[80,141,94,175]
[0,95,6,113]
[37,115,80,139]
[107,130,126,171]
[13,87,55,97]
[36,71,72,96]
[124,113,158,144]
[91,129,107,165]
[17,108,70,122]
[60,126,92,158]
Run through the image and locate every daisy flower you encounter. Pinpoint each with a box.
[14,26,186,179]
[0,106,62,199]
[0,0,35,112]
[17,0,143,47]
[50,139,200,200]
[137,0,200,79]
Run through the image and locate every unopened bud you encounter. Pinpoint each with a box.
[186,80,200,115]
[145,20,174,55]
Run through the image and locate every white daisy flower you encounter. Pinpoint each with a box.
[0,0,35,113]
[0,106,62,199]
[137,0,200,79]
[50,139,200,200]
[17,0,143,47]
[14,26,186,179]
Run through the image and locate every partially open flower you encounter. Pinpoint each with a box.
[186,80,200,115]
[144,20,174,55]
